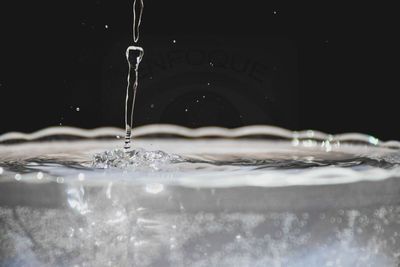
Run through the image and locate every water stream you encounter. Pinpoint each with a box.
[124,0,145,151]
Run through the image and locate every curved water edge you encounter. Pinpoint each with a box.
[1,124,399,148]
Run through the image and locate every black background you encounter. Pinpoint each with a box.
[0,1,399,140]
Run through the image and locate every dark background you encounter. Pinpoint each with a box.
[0,1,399,140]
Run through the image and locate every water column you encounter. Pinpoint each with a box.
[124,0,144,151]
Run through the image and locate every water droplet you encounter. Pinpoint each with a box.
[37,172,44,180]
[57,177,64,184]
[15,174,22,181]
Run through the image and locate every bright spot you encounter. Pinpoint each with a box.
[273,10,277,14]
[105,25,109,29]
[37,172,44,180]
[185,109,188,112]
[369,136,379,145]
[173,40,176,44]
[78,173,85,181]
[15,174,22,181]
[307,130,315,138]
[57,177,65,184]
[76,107,80,112]
[0,167,3,175]
[150,104,155,109]
[145,183,164,194]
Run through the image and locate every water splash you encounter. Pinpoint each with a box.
[93,147,182,170]
[124,0,145,151]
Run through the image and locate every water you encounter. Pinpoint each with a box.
[1,1,399,265]
[1,125,400,266]
[124,0,144,151]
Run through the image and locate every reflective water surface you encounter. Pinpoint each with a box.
[1,126,400,267]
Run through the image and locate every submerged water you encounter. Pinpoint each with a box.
[0,126,400,267]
